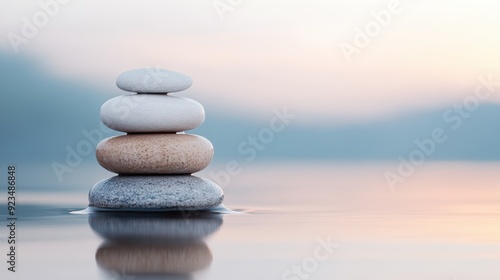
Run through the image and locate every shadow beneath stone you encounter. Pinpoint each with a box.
[89,211,223,279]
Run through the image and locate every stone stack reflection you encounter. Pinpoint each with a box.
[89,212,223,278]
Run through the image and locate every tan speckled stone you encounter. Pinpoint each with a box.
[96,134,213,174]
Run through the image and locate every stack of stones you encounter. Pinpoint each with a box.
[88,68,224,211]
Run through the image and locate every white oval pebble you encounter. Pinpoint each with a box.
[116,68,193,93]
[100,95,205,133]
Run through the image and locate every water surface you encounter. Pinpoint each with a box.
[2,162,500,280]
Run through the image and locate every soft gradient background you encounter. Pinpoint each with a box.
[1,0,500,190]
[2,1,500,280]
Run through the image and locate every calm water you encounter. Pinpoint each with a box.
[2,162,500,280]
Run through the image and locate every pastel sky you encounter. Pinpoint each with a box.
[1,0,500,122]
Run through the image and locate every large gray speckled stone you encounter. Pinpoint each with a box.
[89,175,224,209]
[116,68,192,93]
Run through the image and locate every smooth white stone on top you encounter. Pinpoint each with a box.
[116,68,193,93]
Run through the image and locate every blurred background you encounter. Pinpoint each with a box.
[1,0,500,191]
